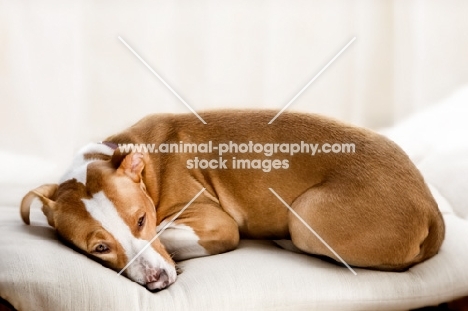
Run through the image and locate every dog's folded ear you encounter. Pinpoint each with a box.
[110,148,129,170]
[20,184,58,227]
[116,152,146,183]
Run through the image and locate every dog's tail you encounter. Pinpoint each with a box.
[373,204,445,272]
[412,209,446,266]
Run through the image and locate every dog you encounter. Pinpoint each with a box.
[20,110,445,291]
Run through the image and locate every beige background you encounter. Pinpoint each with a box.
[1,0,468,172]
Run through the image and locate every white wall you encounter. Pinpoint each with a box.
[2,0,468,171]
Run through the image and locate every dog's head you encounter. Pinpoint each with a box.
[20,146,176,291]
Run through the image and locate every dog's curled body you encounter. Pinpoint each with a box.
[21,110,445,290]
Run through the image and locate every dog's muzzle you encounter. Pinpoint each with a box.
[145,268,172,290]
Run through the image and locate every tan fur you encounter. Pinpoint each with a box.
[21,110,445,280]
[106,110,444,269]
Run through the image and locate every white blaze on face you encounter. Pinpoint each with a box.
[82,191,176,286]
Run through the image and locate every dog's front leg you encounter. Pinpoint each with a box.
[157,203,240,261]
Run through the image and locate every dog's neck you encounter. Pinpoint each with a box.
[100,141,118,150]
[59,143,115,184]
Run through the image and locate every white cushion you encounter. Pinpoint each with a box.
[381,86,468,165]
[1,188,468,311]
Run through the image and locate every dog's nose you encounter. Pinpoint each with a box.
[146,269,170,290]
[157,269,168,285]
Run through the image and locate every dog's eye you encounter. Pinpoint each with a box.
[94,243,109,253]
[138,214,146,228]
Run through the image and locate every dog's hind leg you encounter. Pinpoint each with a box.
[288,184,434,271]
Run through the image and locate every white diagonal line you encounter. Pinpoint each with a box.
[268,187,357,275]
[268,36,356,124]
[118,188,206,275]
[118,36,207,124]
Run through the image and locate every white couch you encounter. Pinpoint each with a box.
[1,89,468,310]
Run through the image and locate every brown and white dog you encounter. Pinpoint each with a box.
[20,110,445,291]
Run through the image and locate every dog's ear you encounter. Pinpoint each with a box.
[20,184,58,227]
[110,149,129,170]
[116,152,145,183]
